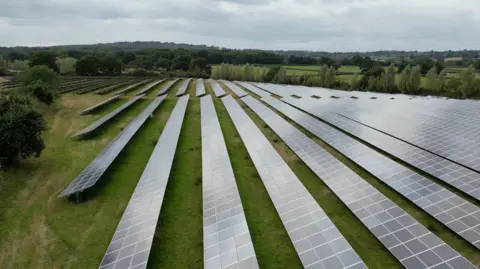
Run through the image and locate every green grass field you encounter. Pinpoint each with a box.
[1,79,480,268]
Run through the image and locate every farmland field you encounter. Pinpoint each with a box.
[1,78,480,269]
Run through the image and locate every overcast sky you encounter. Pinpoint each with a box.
[1,0,479,51]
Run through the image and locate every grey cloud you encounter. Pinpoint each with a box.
[0,0,479,51]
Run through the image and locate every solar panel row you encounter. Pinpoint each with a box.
[282,97,480,203]
[98,95,189,269]
[73,94,146,138]
[80,93,125,115]
[196,78,206,97]
[234,82,271,98]
[59,95,167,198]
[222,96,366,269]
[112,80,152,95]
[176,78,192,96]
[201,95,259,269]
[240,96,475,269]
[134,80,164,96]
[156,79,179,96]
[209,79,226,97]
[267,96,480,249]
[219,80,248,98]
[196,78,205,97]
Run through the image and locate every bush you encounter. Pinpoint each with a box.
[20,66,59,105]
[0,94,47,169]
[24,83,57,105]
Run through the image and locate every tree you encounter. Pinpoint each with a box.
[459,66,476,98]
[171,55,192,71]
[57,57,77,74]
[408,65,422,94]
[399,65,412,93]
[437,69,447,92]
[75,56,101,76]
[426,66,438,92]
[474,60,480,71]
[155,58,173,70]
[0,55,5,68]
[122,52,136,64]
[350,74,360,91]
[29,51,60,73]
[0,93,47,169]
[272,67,287,84]
[20,66,59,105]
[384,65,396,92]
[99,56,123,76]
[324,66,336,87]
[318,65,328,86]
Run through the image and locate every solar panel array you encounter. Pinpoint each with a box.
[241,96,476,269]
[176,78,192,96]
[234,82,271,98]
[209,79,227,97]
[222,96,366,269]
[113,80,151,95]
[267,96,480,249]
[219,80,248,98]
[282,97,480,203]
[196,78,206,97]
[156,79,179,96]
[73,94,146,138]
[318,98,480,173]
[59,95,167,198]
[98,95,189,269]
[201,95,259,269]
[80,93,125,115]
[134,80,164,96]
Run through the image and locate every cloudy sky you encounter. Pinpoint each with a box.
[1,0,479,51]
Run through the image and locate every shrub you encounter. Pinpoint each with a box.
[0,94,47,169]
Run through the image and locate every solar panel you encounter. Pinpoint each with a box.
[221,96,366,269]
[134,80,164,96]
[59,95,167,198]
[201,95,259,269]
[219,80,248,98]
[240,96,476,269]
[73,94,146,138]
[176,78,192,96]
[196,78,206,97]
[267,96,480,250]
[98,95,189,269]
[234,82,271,98]
[282,97,480,203]
[112,80,151,95]
[156,79,179,96]
[209,79,226,97]
[321,98,480,173]
[80,93,125,115]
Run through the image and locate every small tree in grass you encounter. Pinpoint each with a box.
[20,66,59,105]
[437,69,446,92]
[0,93,47,169]
[459,65,477,98]
[426,66,438,92]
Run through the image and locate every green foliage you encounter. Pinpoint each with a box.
[426,66,438,92]
[75,55,123,76]
[318,65,328,86]
[384,65,396,92]
[459,65,477,98]
[29,51,59,73]
[437,69,447,92]
[8,60,29,71]
[474,60,480,71]
[0,93,47,169]
[408,65,422,94]
[171,55,192,71]
[155,58,173,70]
[189,58,211,76]
[272,67,287,83]
[0,55,5,68]
[350,74,360,91]
[57,57,77,74]
[21,65,59,88]
[399,65,411,93]
[126,68,159,77]
[324,66,336,87]
[20,66,59,105]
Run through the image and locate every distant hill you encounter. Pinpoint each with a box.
[1,41,479,60]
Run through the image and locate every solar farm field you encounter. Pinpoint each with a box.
[1,78,480,269]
